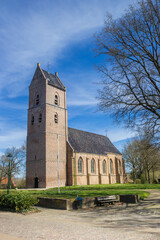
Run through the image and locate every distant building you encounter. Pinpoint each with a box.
[0,177,16,188]
[26,63,126,188]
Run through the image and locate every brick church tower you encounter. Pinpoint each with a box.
[26,63,68,188]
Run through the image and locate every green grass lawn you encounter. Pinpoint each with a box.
[1,183,160,200]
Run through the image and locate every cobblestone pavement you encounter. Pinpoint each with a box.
[0,190,160,240]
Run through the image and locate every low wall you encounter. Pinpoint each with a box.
[37,194,139,210]
[119,194,139,203]
[37,198,68,210]
[37,197,95,210]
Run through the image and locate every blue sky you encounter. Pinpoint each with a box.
[0,0,138,155]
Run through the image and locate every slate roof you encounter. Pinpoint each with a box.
[42,69,66,91]
[68,127,121,155]
[0,177,16,186]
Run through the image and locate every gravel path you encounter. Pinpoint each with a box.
[0,190,160,240]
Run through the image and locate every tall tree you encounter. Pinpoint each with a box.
[123,140,143,183]
[96,0,160,133]
[123,134,160,183]
[138,134,160,183]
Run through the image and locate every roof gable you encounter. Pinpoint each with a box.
[30,63,66,91]
[68,127,121,155]
[30,64,46,87]
[42,69,66,91]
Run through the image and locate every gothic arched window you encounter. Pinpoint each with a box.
[103,160,106,174]
[78,157,83,173]
[55,93,59,106]
[36,94,39,105]
[91,158,95,173]
[110,159,113,174]
[119,160,122,174]
[39,113,42,123]
[54,113,58,123]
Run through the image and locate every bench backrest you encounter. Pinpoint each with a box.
[97,195,118,201]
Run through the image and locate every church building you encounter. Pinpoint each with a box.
[26,63,126,188]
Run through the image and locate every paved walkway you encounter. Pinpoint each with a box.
[0,190,160,240]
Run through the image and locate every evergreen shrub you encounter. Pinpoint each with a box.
[0,192,38,212]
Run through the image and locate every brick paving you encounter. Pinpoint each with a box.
[0,190,160,240]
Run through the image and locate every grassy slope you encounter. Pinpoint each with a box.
[23,183,158,199]
[1,184,160,200]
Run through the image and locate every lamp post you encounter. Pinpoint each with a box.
[57,135,60,193]
[7,153,12,194]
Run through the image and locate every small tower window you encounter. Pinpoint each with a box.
[31,115,34,125]
[54,113,58,123]
[55,94,59,106]
[39,113,42,123]
[36,94,39,105]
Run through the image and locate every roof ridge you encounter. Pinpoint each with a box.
[55,74,65,89]
[68,127,109,139]
[39,67,47,81]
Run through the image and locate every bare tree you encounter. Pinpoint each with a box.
[0,144,26,182]
[96,0,160,133]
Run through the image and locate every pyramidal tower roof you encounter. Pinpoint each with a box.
[37,63,66,91]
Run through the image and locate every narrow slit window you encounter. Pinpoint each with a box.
[55,94,58,105]
[31,115,34,125]
[54,113,58,123]
[39,113,42,123]
[36,94,39,105]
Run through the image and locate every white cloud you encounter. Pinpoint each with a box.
[64,70,100,107]
[106,127,136,142]
[0,0,139,153]
[0,0,138,98]
[0,117,26,151]
[0,128,26,150]
[0,100,27,110]
[0,151,4,157]
[67,84,98,107]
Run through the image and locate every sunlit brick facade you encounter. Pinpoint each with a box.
[26,64,126,188]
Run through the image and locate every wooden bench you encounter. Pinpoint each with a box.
[95,195,119,206]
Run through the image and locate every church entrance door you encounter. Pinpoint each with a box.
[35,177,39,188]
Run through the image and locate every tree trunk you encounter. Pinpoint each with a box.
[147,169,150,184]
[152,168,155,183]
[145,170,147,182]
[133,166,135,183]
